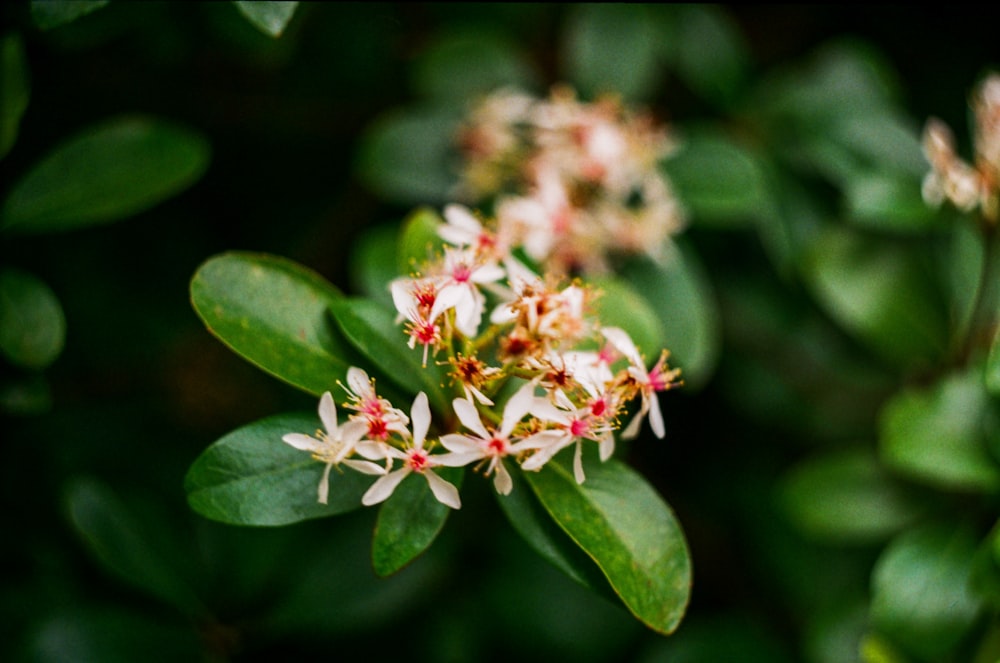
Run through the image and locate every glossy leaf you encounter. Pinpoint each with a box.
[871,522,982,660]
[590,275,665,365]
[562,4,659,102]
[662,129,771,227]
[185,412,370,526]
[371,467,463,577]
[2,116,209,233]
[356,106,460,205]
[803,226,947,368]
[621,242,720,389]
[31,0,109,30]
[234,1,298,37]
[397,206,444,275]
[879,367,1000,493]
[780,449,924,544]
[329,297,448,414]
[190,252,354,396]
[524,450,691,635]
[948,220,985,351]
[413,31,538,102]
[0,267,66,370]
[1,34,29,159]
[66,477,206,617]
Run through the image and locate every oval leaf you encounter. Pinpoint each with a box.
[185,412,370,526]
[234,1,298,38]
[2,116,209,233]
[190,252,355,396]
[412,31,538,103]
[671,5,750,109]
[524,451,691,635]
[371,467,462,577]
[0,267,66,369]
[590,275,665,365]
[329,297,448,414]
[397,206,444,275]
[621,243,720,389]
[780,448,925,544]
[66,477,206,617]
[1,34,30,159]
[879,367,1000,493]
[871,522,983,660]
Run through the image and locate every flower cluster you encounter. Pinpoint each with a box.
[283,205,681,510]
[923,73,1000,223]
[454,86,685,275]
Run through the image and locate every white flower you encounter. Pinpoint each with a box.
[282,391,382,504]
[360,392,468,510]
[430,247,506,338]
[601,327,680,439]
[439,383,535,495]
[520,390,613,484]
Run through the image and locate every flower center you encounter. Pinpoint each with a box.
[408,449,429,473]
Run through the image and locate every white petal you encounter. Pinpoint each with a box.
[649,394,665,439]
[342,459,387,475]
[439,433,482,454]
[411,392,431,449]
[622,411,643,440]
[282,433,321,452]
[318,392,338,436]
[573,440,585,484]
[599,432,615,461]
[493,461,513,495]
[601,326,641,365]
[318,462,334,504]
[391,279,418,318]
[347,367,371,398]
[500,383,534,436]
[362,468,410,506]
[452,398,490,439]
[432,450,481,467]
[424,471,462,509]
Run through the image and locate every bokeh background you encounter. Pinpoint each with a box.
[2,3,999,662]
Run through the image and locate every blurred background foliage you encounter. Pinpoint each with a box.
[2,2,1000,661]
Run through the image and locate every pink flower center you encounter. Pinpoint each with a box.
[487,437,507,455]
[569,418,590,438]
[452,263,472,283]
[408,449,429,473]
[590,397,608,418]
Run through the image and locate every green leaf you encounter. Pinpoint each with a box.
[562,4,660,102]
[871,522,983,661]
[234,1,298,37]
[190,251,355,396]
[670,5,750,109]
[802,226,947,368]
[328,297,448,414]
[413,31,538,103]
[65,477,206,617]
[397,206,444,275]
[497,467,615,598]
[780,449,924,544]
[590,275,665,366]
[2,115,210,233]
[0,267,65,370]
[350,223,398,310]
[662,129,771,227]
[1,34,29,160]
[31,0,109,30]
[185,412,370,526]
[845,172,937,231]
[946,218,984,351]
[524,451,691,635]
[356,106,461,205]
[879,367,1000,493]
[989,329,1000,396]
[620,243,720,390]
[371,467,462,577]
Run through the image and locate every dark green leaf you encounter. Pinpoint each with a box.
[1,34,29,159]
[670,5,750,109]
[780,449,924,544]
[350,223,398,310]
[621,241,720,389]
[802,226,947,368]
[562,4,659,102]
[2,116,210,233]
[947,219,984,351]
[590,274,665,365]
[233,1,298,37]
[497,467,614,598]
[356,106,461,205]
[662,129,771,227]
[871,522,982,661]
[329,297,448,414]
[31,0,109,30]
[190,252,355,396]
[185,413,371,526]
[845,172,937,231]
[524,450,691,635]
[397,206,444,275]
[65,477,206,617]
[879,367,1000,493]
[0,267,65,369]
[371,467,462,577]
[413,31,538,102]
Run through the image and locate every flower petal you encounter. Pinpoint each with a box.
[318,462,334,504]
[318,391,338,436]
[573,440,586,484]
[362,468,410,506]
[282,433,321,452]
[493,461,513,495]
[452,398,490,439]
[424,470,462,509]
[410,392,431,449]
